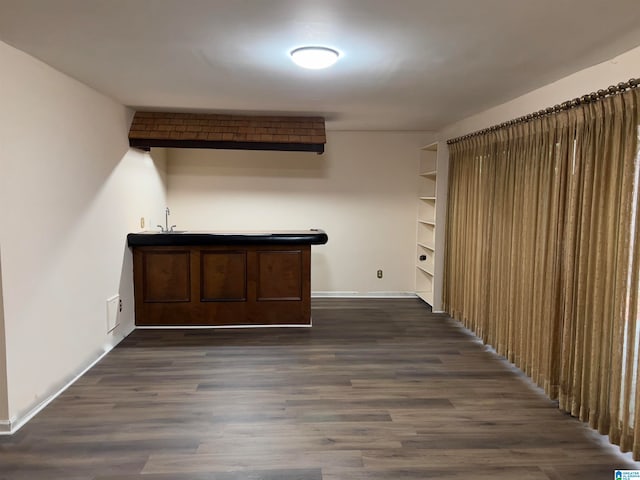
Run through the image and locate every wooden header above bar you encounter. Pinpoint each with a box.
[128,112,326,153]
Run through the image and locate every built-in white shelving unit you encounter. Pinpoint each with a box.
[415,143,438,307]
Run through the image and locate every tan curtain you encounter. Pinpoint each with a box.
[444,88,640,457]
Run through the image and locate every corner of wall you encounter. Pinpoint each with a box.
[150,148,169,198]
[0,246,10,428]
[0,40,169,431]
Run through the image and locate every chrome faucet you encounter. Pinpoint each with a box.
[157,207,177,232]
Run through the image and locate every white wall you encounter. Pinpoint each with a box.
[166,131,433,295]
[0,40,167,427]
[440,45,640,141]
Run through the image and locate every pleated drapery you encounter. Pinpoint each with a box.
[444,88,640,457]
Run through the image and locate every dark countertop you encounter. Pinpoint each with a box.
[127,229,328,247]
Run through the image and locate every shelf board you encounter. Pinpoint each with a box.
[417,242,435,251]
[419,196,436,201]
[416,265,434,276]
[420,170,437,177]
[416,290,434,305]
[421,142,438,152]
[418,220,436,226]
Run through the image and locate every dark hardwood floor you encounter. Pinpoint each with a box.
[0,298,636,479]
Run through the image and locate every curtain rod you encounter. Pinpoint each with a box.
[446,77,639,145]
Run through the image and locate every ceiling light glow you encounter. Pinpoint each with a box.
[290,46,339,69]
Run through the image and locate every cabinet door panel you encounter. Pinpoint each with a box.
[257,250,302,301]
[201,251,247,301]
[142,250,191,302]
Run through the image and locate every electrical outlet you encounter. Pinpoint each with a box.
[377,269,383,279]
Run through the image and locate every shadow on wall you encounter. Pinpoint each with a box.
[165,148,329,179]
[117,240,135,336]
[311,251,331,292]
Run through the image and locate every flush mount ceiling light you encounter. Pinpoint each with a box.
[290,46,339,69]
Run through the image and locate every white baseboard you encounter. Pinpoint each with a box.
[313,292,446,314]
[0,419,11,434]
[0,323,135,436]
[312,291,418,298]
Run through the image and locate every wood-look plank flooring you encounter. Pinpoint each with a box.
[0,298,636,479]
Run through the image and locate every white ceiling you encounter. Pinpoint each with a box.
[1,0,640,130]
